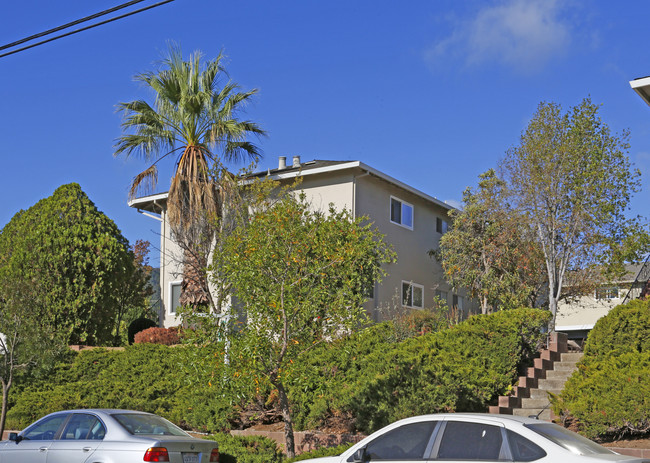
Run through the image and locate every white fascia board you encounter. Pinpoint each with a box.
[267,161,454,211]
[630,76,650,107]
[555,324,595,332]
[127,161,455,212]
[128,192,169,208]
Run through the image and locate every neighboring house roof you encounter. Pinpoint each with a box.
[630,76,650,106]
[128,158,454,213]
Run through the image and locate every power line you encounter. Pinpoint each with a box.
[0,0,176,59]
[0,0,149,52]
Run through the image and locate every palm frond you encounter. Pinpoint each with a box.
[129,165,158,199]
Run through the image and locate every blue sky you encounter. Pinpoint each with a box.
[2,0,650,266]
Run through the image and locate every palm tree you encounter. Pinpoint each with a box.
[114,44,265,309]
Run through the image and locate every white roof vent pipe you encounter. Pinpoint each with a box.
[292,155,301,168]
[278,156,286,169]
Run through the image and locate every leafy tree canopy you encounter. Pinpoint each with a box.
[501,98,650,328]
[0,183,145,346]
[438,169,545,313]
[209,193,395,457]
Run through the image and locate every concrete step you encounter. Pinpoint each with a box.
[561,352,583,363]
[552,361,581,371]
[544,370,574,380]
[537,379,568,391]
[529,388,561,399]
[521,397,552,409]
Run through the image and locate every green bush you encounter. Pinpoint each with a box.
[583,299,650,359]
[287,442,354,462]
[558,352,650,439]
[6,343,246,433]
[286,322,395,431]
[554,299,650,440]
[205,434,284,463]
[287,308,549,434]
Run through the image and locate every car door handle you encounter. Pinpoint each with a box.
[83,447,92,452]
[39,446,48,452]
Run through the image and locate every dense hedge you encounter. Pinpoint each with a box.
[6,343,244,432]
[206,434,284,463]
[288,308,550,434]
[286,442,354,462]
[583,299,650,359]
[7,308,551,446]
[555,299,650,440]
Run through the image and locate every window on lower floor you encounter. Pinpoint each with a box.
[402,281,424,308]
[452,294,463,311]
[169,281,182,314]
[595,286,619,300]
[391,196,414,229]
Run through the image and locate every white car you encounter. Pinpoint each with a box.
[300,413,648,463]
[0,409,219,463]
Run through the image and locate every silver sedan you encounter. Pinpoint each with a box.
[0,409,219,463]
[300,413,648,463]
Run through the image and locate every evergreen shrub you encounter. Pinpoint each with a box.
[205,434,284,463]
[555,299,650,440]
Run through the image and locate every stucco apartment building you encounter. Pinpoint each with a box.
[129,157,478,327]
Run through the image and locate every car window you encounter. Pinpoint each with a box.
[437,421,506,461]
[525,422,614,456]
[23,414,67,441]
[506,430,546,462]
[363,421,437,460]
[61,413,105,440]
[112,413,188,437]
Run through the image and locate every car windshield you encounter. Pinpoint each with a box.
[525,423,614,455]
[112,413,188,437]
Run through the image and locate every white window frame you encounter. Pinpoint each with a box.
[168,280,182,314]
[402,281,424,309]
[390,196,414,230]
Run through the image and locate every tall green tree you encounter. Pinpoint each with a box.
[0,260,66,437]
[0,183,145,346]
[502,98,650,329]
[114,44,265,309]
[112,239,155,345]
[438,170,544,313]
[211,194,395,458]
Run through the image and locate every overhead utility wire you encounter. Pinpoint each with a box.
[0,0,149,52]
[0,0,176,59]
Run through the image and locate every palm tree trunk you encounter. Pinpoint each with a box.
[179,249,210,309]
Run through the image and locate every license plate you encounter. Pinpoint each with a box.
[182,453,200,463]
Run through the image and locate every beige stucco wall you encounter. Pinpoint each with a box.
[156,164,478,326]
[158,209,185,328]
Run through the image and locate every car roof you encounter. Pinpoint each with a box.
[388,413,546,427]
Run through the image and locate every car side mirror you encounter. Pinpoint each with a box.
[351,447,368,462]
[9,433,22,444]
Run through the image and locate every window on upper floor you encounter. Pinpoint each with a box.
[391,196,413,230]
[436,217,449,234]
[402,281,424,309]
